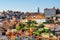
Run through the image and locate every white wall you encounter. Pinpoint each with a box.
[35,19,46,23]
[44,9,56,18]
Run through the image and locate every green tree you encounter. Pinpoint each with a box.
[22,27,29,31]
[31,20,37,24]
[33,30,41,36]
[26,21,31,27]
[16,26,21,30]
[26,20,36,28]
[56,9,60,14]
[39,24,44,28]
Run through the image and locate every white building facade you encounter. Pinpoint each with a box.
[44,7,56,18]
[35,19,46,24]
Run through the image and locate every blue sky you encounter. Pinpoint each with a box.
[0,0,60,12]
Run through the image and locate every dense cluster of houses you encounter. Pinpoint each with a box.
[0,7,60,40]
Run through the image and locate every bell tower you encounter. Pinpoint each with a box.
[38,7,39,13]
